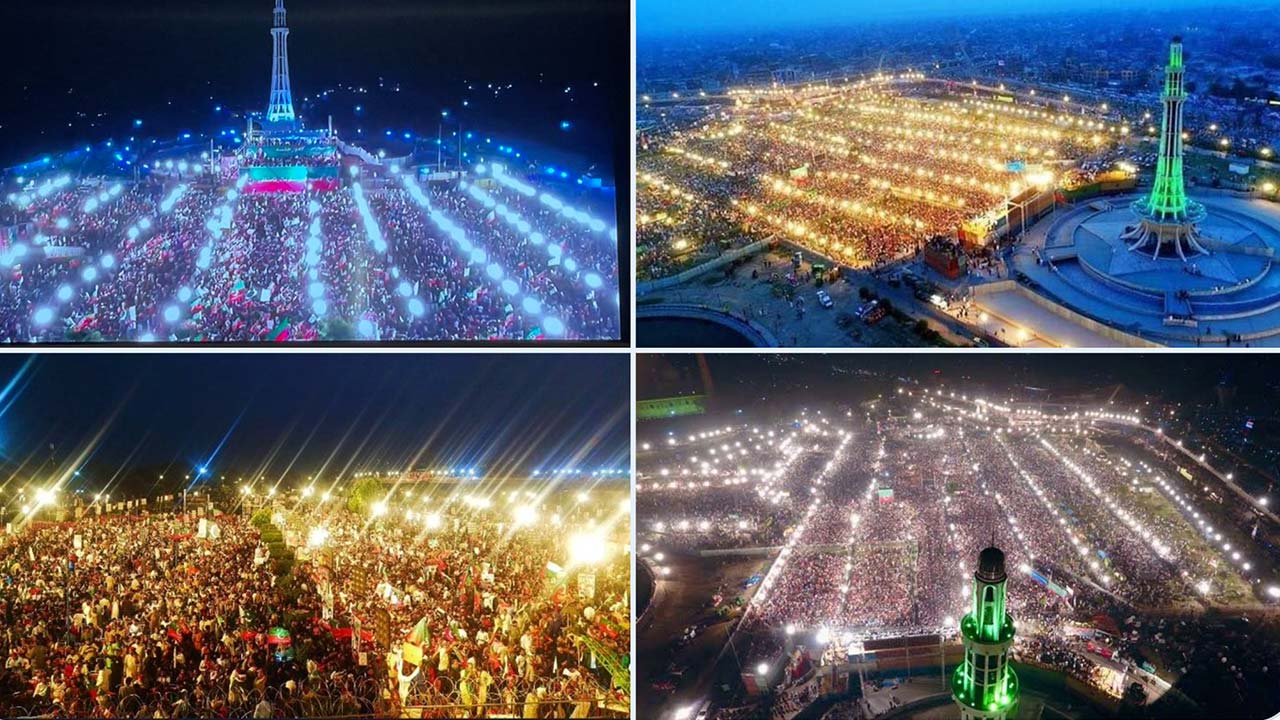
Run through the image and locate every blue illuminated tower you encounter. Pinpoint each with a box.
[951,545,1019,720]
[1121,37,1209,260]
[266,0,297,127]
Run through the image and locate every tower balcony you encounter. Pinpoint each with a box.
[959,610,1016,649]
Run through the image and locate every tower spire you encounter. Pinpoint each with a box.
[266,0,296,127]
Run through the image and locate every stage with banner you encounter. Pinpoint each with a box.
[239,165,341,193]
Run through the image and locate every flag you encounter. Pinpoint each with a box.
[406,616,430,650]
[402,642,423,666]
[269,320,291,342]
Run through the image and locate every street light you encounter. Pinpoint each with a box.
[35,488,56,508]
[307,526,329,548]
[512,505,537,527]
[568,531,607,566]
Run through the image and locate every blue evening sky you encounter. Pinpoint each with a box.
[637,0,1262,38]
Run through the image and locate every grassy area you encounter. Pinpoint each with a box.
[1093,458,1257,605]
[1184,151,1280,196]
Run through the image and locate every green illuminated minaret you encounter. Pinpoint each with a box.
[1148,38,1189,220]
[1122,36,1209,260]
[951,546,1019,720]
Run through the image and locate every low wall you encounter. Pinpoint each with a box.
[972,280,1161,347]
[698,546,783,558]
[636,560,661,634]
[636,303,780,347]
[638,239,769,295]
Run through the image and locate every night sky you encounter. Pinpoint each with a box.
[0,0,628,168]
[0,353,629,495]
[639,353,1276,411]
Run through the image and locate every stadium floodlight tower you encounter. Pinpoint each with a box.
[951,545,1019,720]
[1121,37,1209,260]
[265,0,297,129]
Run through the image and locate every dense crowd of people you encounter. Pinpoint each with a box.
[0,513,381,718]
[639,404,1278,714]
[636,488,796,552]
[636,85,1122,280]
[4,156,620,342]
[283,498,631,716]
[0,490,631,718]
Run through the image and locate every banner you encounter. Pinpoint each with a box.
[244,166,308,182]
[401,642,423,666]
[320,581,334,620]
[260,144,335,159]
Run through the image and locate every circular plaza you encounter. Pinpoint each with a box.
[1023,192,1280,345]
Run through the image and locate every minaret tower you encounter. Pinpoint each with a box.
[951,545,1019,720]
[1121,36,1209,260]
[266,0,297,127]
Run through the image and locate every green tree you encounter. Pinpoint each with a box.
[348,477,384,515]
[250,507,274,530]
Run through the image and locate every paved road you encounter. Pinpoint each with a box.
[636,553,774,720]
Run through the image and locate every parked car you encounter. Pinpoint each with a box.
[816,290,834,308]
